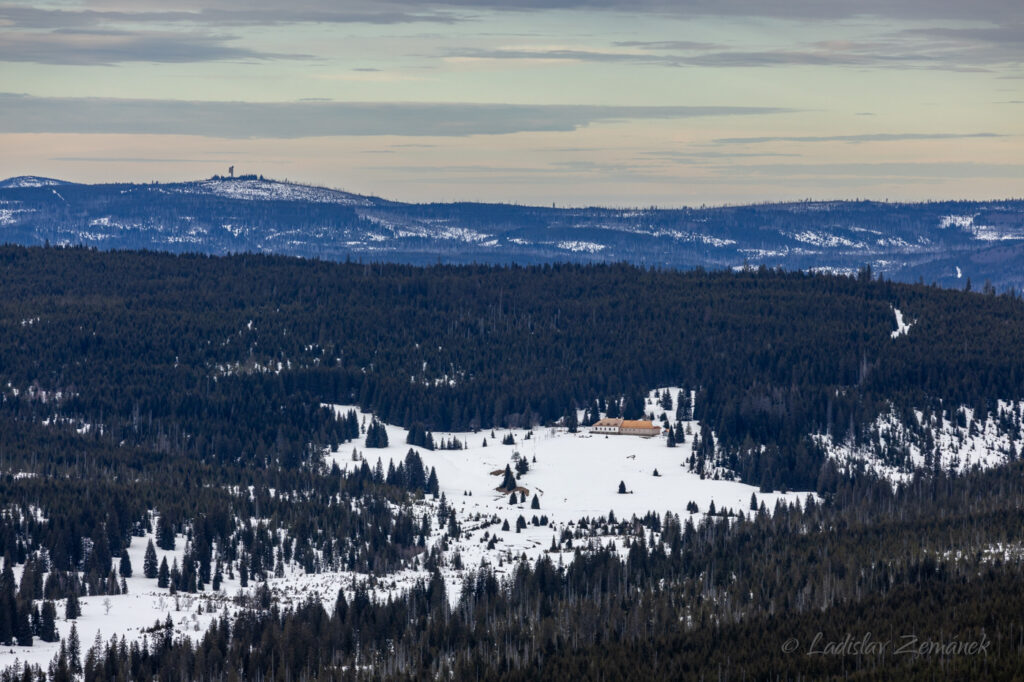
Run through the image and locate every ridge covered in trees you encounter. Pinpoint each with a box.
[1,246,1022,490]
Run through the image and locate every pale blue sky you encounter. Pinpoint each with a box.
[1,0,1021,205]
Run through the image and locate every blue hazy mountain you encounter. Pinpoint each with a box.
[3,174,1023,290]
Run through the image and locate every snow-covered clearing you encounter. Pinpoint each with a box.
[0,389,810,672]
[314,389,810,604]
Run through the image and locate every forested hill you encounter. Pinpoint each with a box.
[2,175,1024,291]
[2,245,1023,491]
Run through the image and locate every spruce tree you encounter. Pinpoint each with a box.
[155,515,175,551]
[157,557,170,589]
[0,560,13,645]
[566,408,578,433]
[499,465,516,492]
[119,552,133,578]
[39,601,58,642]
[365,419,389,448]
[426,467,440,497]
[68,623,81,674]
[14,604,31,646]
[143,540,158,579]
[64,592,80,620]
[53,643,71,682]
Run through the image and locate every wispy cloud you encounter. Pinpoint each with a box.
[50,156,234,163]
[713,133,1007,144]
[0,93,794,138]
[440,19,1024,73]
[639,150,802,162]
[727,162,1024,178]
[4,0,1019,32]
[440,39,1012,72]
[433,0,1021,22]
[0,29,310,65]
[0,5,461,30]
[612,40,721,50]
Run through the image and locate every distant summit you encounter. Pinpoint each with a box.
[0,176,73,189]
[175,176,374,206]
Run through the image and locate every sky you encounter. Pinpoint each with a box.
[0,0,1021,206]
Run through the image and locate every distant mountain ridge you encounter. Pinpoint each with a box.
[0,175,74,189]
[2,175,1024,290]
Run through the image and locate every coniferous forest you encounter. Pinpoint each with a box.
[0,245,1023,679]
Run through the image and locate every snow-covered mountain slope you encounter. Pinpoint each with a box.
[170,177,373,206]
[0,176,72,189]
[814,401,1024,483]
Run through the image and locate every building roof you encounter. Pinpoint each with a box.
[593,418,624,427]
[620,420,658,430]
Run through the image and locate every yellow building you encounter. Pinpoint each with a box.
[591,418,661,437]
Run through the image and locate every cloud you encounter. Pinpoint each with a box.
[2,0,1019,31]
[612,40,721,50]
[0,5,460,30]
[388,0,1022,23]
[480,0,1017,21]
[0,93,794,138]
[443,46,683,66]
[901,25,1024,46]
[713,133,1007,144]
[639,150,802,161]
[727,162,1024,178]
[50,156,234,163]
[441,37,1016,72]
[0,29,309,65]
[4,3,1018,72]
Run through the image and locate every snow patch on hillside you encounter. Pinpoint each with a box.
[939,214,975,230]
[557,240,606,253]
[891,307,913,338]
[791,230,859,248]
[938,214,1016,241]
[0,208,32,225]
[813,401,1024,483]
